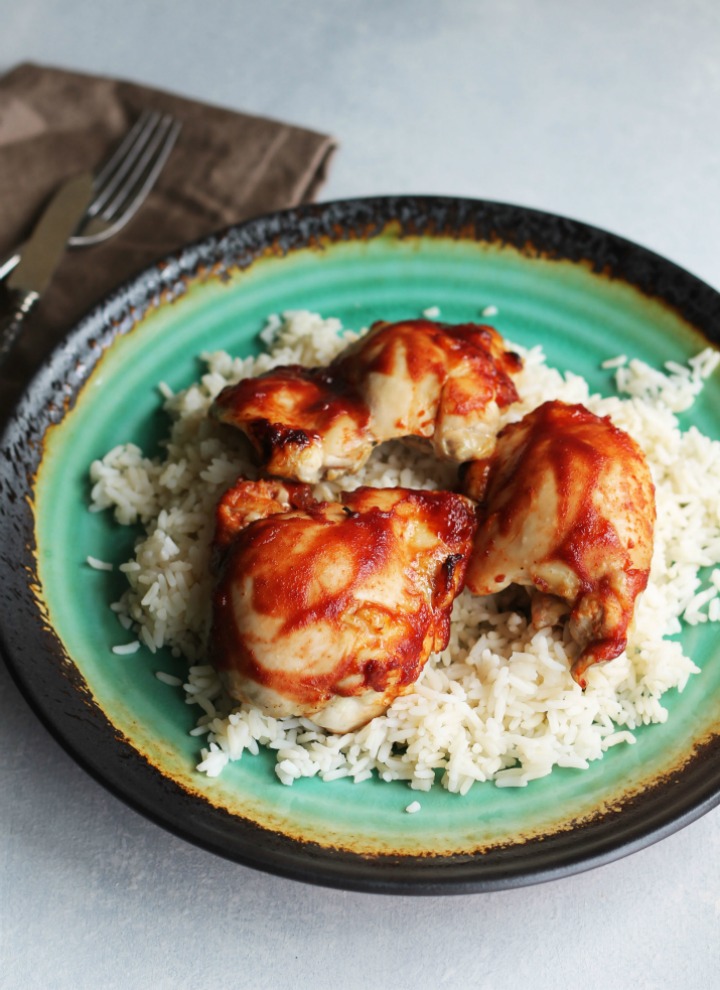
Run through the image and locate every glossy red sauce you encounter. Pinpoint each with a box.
[211,485,477,706]
[469,401,655,683]
[212,320,523,474]
[214,478,315,549]
[491,403,647,590]
[335,319,522,411]
[213,364,371,456]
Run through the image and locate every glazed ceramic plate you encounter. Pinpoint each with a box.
[1,196,719,894]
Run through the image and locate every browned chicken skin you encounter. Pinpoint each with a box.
[211,319,522,483]
[463,401,656,687]
[211,480,477,732]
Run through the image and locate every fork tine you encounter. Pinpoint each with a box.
[88,110,163,218]
[0,110,180,275]
[68,114,181,246]
[92,110,158,189]
[112,118,182,223]
[98,115,178,222]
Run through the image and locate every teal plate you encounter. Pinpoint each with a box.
[1,196,720,894]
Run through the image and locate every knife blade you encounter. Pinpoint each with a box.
[1,171,94,363]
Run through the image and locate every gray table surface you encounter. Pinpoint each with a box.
[2,3,719,988]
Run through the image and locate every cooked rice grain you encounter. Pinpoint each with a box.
[88,312,720,792]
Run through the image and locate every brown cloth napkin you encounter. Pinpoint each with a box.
[0,63,337,424]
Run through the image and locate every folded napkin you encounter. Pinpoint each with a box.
[0,63,337,424]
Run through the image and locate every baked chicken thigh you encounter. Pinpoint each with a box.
[211,319,522,483]
[210,480,477,732]
[463,401,656,687]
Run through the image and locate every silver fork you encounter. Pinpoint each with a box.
[0,110,182,281]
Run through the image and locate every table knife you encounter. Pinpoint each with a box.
[0,172,94,364]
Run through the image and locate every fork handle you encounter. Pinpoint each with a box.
[0,289,39,365]
[0,249,21,282]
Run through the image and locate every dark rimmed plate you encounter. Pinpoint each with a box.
[1,196,719,894]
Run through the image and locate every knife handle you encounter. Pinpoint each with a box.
[0,289,39,364]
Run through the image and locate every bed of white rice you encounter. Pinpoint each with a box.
[88,310,720,794]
